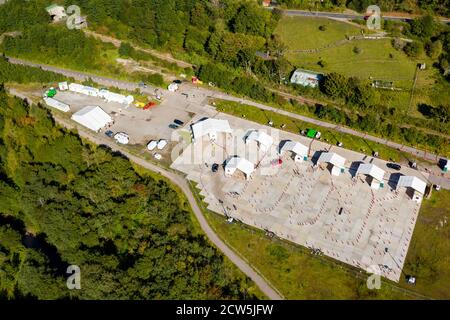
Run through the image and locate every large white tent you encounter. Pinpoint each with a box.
[245,130,273,151]
[356,163,385,189]
[278,140,309,162]
[191,118,233,142]
[71,106,112,132]
[224,156,254,180]
[43,97,70,112]
[317,152,346,176]
[397,176,427,202]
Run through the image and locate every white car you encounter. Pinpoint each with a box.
[147,140,157,151]
[114,132,129,145]
[154,153,162,160]
[157,139,168,150]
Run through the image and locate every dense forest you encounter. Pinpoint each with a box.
[0,84,256,299]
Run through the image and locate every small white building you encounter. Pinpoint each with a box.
[46,4,67,22]
[71,106,112,132]
[245,130,273,152]
[114,132,129,145]
[278,140,309,162]
[396,176,427,202]
[168,83,179,92]
[191,118,233,142]
[317,152,346,176]
[356,163,385,189]
[290,69,323,88]
[99,89,134,105]
[58,81,69,91]
[68,83,99,97]
[43,97,70,112]
[225,156,255,180]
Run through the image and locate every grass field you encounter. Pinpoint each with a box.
[213,99,439,163]
[275,17,417,90]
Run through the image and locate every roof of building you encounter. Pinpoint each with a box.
[225,157,254,176]
[246,130,274,149]
[397,176,426,194]
[191,118,232,140]
[317,152,346,168]
[279,140,308,156]
[357,163,385,182]
[71,106,112,132]
[290,68,323,86]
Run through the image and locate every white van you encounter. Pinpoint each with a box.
[157,139,168,150]
[147,140,158,151]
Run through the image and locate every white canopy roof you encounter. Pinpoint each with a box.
[191,118,232,140]
[279,140,308,157]
[317,152,346,168]
[71,106,112,132]
[357,163,385,182]
[246,130,273,149]
[225,157,254,176]
[397,176,426,194]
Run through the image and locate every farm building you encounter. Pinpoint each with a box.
[356,163,385,189]
[68,83,99,97]
[46,4,67,22]
[317,152,346,176]
[43,97,70,112]
[71,106,112,132]
[396,176,427,202]
[191,118,233,142]
[290,69,323,88]
[224,156,255,180]
[99,89,134,105]
[278,140,308,162]
[245,130,274,151]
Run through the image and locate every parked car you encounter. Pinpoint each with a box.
[154,153,162,160]
[173,80,182,84]
[212,163,219,173]
[147,140,157,151]
[169,124,179,129]
[386,163,401,170]
[105,130,114,138]
[114,132,130,145]
[173,119,184,126]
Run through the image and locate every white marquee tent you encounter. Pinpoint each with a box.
[71,106,112,132]
[317,152,346,176]
[278,140,309,162]
[245,130,273,151]
[397,176,427,202]
[356,163,385,189]
[99,89,134,105]
[68,83,99,97]
[191,118,233,142]
[225,156,254,180]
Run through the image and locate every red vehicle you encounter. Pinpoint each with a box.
[143,102,156,110]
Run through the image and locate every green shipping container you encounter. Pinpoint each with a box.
[47,88,57,98]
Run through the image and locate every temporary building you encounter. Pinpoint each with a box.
[317,152,346,176]
[58,81,69,91]
[225,156,254,180]
[147,140,158,151]
[71,106,112,132]
[290,69,323,88]
[397,176,427,202]
[168,83,179,92]
[157,139,168,150]
[99,89,134,105]
[43,97,70,112]
[191,118,233,142]
[356,163,385,189]
[68,83,99,97]
[278,140,308,162]
[245,130,273,151]
[46,4,67,22]
[114,132,129,145]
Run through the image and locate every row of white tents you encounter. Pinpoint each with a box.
[61,82,134,106]
[190,117,427,201]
